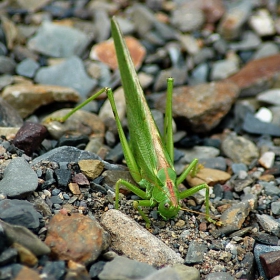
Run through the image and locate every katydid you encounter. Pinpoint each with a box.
[52,17,219,227]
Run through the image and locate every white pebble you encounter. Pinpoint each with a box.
[258,151,275,169]
[255,107,272,123]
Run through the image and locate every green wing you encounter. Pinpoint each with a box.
[111,17,173,181]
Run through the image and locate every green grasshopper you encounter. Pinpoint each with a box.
[53,17,219,227]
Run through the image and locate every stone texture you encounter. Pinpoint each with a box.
[2,84,79,118]
[101,210,184,267]
[45,212,110,265]
[156,81,239,132]
[227,54,280,96]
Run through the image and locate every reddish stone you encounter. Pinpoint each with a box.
[13,122,48,156]
[90,36,146,70]
[260,250,280,279]
[72,173,89,186]
[156,81,239,132]
[227,54,280,96]
[45,212,110,265]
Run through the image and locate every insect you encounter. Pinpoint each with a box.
[54,17,219,227]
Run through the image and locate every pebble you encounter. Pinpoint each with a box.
[42,109,105,140]
[255,107,273,123]
[0,199,41,230]
[254,244,280,279]
[256,214,280,237]
[97,256,156,280]
[259,151,275,169]
[185,241,207,264]
[28,21,90,58]
[78,159,104,180]
[13,122,48,156]
[0,220,50,256]
[156,81,239,132]
[100,209,184,266]
[257,88,280,105]
[90,36,146,70]
[2,83,79,118]
[15,58,40,78]
[35,56,97,99]
[45,211,110,265]
[221,132,259,165]
[0,157,38,198]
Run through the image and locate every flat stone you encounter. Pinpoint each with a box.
[28,21,90,58]
[0,199,41,230]
[0,157,38,198]
[187,167,231,187]
[35,56,96,99]
[45,212,110,265]
[257,89,280,105]
[98,256,156,280]
[2,84,79,118]
[259,151,275,169]
[227,54,280,97]
[100,209,184,267]
[221,133,259,165]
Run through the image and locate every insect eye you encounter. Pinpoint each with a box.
[164,203,169,209]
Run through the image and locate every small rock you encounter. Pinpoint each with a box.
[257,89,280,105]
[243,113,280,137]
[254,244,280,279]
[12,243,38,267]
[260,250,280,279]
[35,56,97,99]
[0,199,41,230]
[41,261,66,280]
[42,109,105,140]
[187,167,231,187]
[28,21,90,58]
[90,36,146,70]
[45,212,110,265]
[256,214,280,237]
[213,201,252,236]
[259,151,275,169]
[0,97,23,127]
[249,9,275,37]
[271,201,280,215]
[205,272,234,280]
[78,159,104,180]
[155,81,239,132]
[2,84,79,118]
[14,265,41,280]
[0,220,50,256]
[251,232,279,246]
[72,173,89,186]
[13,122,47,156]
[100,209,184,266]
[0,157,38,198]
[221,133,259,165]
[185,241,207,264]
[255,107,272,123]
[218,1,252,40]
[98,256,156,280]
[16,58,40,78]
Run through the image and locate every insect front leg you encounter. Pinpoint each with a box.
[177,159,218,224]
[115,179,154,227]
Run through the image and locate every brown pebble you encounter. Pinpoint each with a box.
[45,212,110,265]
[260,250,280,279]
[13,122,47,156]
